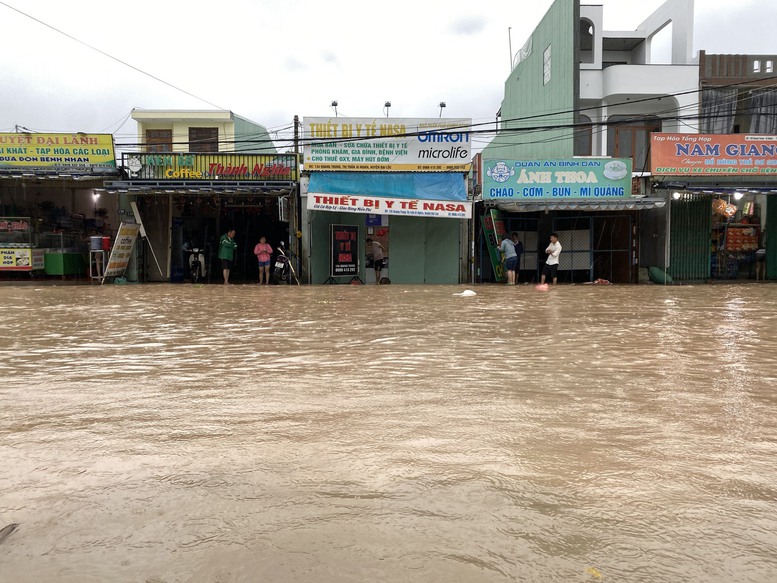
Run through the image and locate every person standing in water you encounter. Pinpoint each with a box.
[755,229,767,280]
[218,228,237,284]
[366,237,386,284]
[253,236,273,284]
[498,233,518,285]
[540,232,562,285]
[511,232,524,282]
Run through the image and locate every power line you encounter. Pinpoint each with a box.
[0,0,227,110]
[494,75,777,132]
[99,110,135,135]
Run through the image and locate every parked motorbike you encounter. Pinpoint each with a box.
[188,247,206,283]
[271,241,299,284]
[271,242,291,284]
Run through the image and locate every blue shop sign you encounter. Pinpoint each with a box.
[483,158,632,200]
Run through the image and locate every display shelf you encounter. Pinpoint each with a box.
[711,220,760,279]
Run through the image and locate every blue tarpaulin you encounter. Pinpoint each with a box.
[308,172,466,201]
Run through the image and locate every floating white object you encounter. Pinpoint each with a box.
[453,289,477,297]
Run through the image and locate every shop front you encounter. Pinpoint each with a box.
[651,133,777,282]
[479,157,666,284]
[103,152,298,283]
[0,132,118,279]
[302,117,472,285]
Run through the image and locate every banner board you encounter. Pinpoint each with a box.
[0,133,115,172]
[651,133,777,176]
[308,193,471,219]
[124,152,298,181]
[103,223,140,279]
[481,208,507,282]
[303,117,471,172]
[482,158,632,200]
[0,248,44,271]
[330,225,359,278]
[0,217,42,271]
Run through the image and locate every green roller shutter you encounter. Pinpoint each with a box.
[766,198,776,280]
[669,194,711,281]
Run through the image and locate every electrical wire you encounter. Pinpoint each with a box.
[4,0,774,157]
[99,110,134,134]
[0,1,227,110]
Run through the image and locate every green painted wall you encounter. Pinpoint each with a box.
[309,212,461,284]
[233,116,276,154]
[390,217,461,284]
[766,199,776,280]
[483,0,578,160]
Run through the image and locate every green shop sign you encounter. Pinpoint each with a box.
[483,158,632,200]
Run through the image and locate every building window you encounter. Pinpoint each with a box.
[607,116,662,172]
[767,60,774,73]
[543,45,552,85]
[145,129,172,153]
[753,60,761,73]
[189,127,219,153]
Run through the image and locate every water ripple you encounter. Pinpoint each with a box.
[2,284,777,582]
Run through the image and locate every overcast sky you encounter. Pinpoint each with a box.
[1,0,774,152]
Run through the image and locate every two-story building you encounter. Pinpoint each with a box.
[103,109,298,283]
[650,51,777,281]
[479,0,697,284]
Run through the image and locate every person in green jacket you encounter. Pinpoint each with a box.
[218,229,237,284]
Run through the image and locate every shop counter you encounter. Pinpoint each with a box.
[44,251,87,276]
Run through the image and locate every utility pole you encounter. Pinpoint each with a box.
[292,115,302,280]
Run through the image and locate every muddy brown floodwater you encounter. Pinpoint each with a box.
[1,282,777,582]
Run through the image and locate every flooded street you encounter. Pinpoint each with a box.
[1,282,777,582]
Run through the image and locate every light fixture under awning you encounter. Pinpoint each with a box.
[487,198,667,212]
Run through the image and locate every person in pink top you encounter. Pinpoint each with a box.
[253,236,273,284]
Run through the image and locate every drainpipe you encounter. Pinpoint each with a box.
[293,115,302,279]
[664,191,671,285]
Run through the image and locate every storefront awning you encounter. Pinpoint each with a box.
[0,169,118,180]
[308,172,466,201]
[653,180,777,196]
[486,198,667,212]
[306,172,470,218]
[100,180,296,196]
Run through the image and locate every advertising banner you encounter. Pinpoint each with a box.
[0,248,44,271]
[303,117,471,172]
[0,217,40,270]
[651,133,777,176]
[482,158,632,200]
[308,193,471,219]
[103,223,141,279]
[481,208,507,282]
[0,216,31,235]
[124,153,299,181]
[329,225,359,278]
[0,133,116,172]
